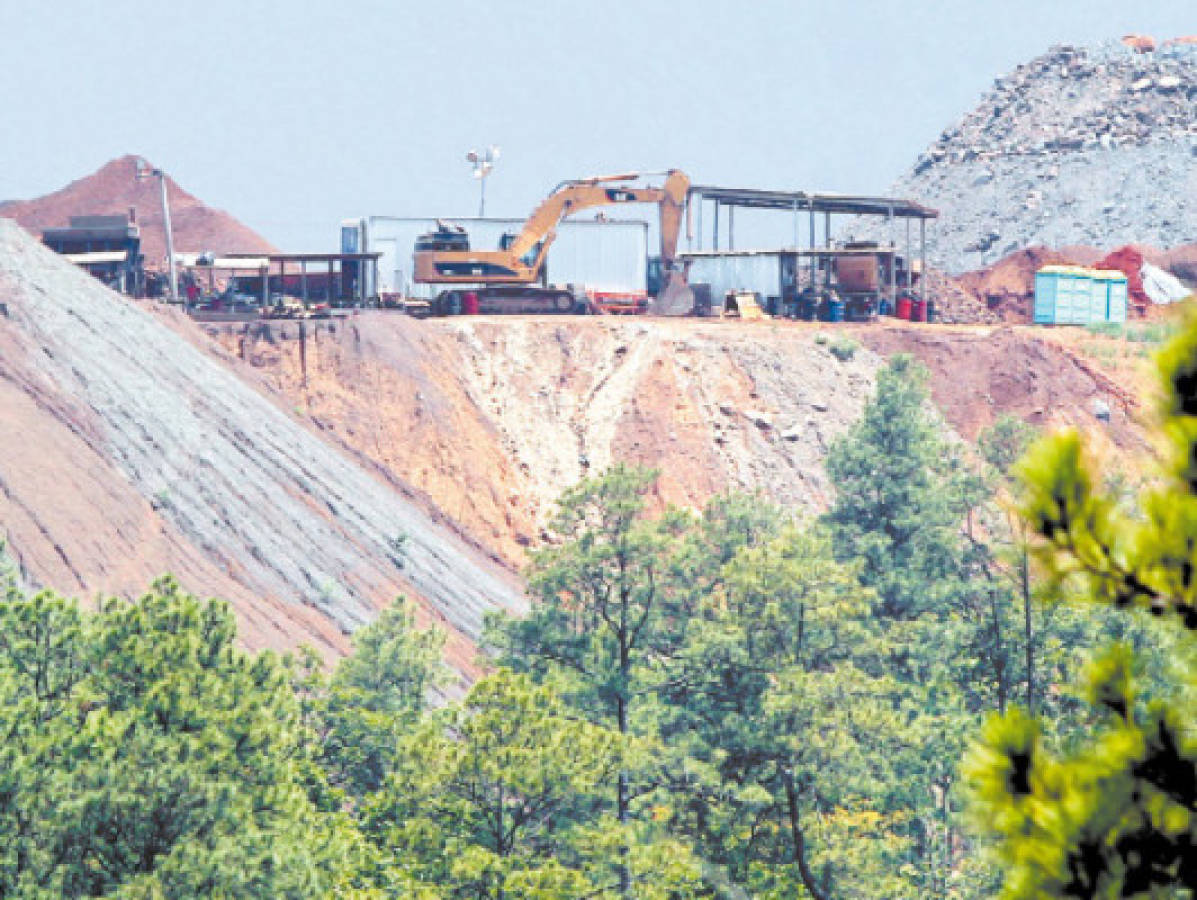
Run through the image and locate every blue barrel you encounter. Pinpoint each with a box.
[878,297,892,317]
[827,299,845,322]
[798,298,817,320]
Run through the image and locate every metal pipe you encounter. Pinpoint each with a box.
[888,205,896,305]
[808,202,816,287]
[824,211,832,291]
[728,205,734,250]
[713,202,720,252]
[921,217,927,302]
[905,218,912,292]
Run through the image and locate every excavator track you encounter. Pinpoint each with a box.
[433,288,590,316]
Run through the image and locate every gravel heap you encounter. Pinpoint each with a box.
[865,41,1197,273]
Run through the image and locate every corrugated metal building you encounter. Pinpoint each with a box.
[341,216,648,299]
[1034,266,1128,325]
[680,251,790,308]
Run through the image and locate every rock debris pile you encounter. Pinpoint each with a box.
[873,41,1197,273]
[917,43,1197,172]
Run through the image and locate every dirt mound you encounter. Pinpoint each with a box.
[954,246,1101,322]
[855,324,1145,452]
[0,219,521,680]
[0,155,276,267]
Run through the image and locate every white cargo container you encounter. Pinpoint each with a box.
[341,216,648,300]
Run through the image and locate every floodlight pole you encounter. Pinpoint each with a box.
[157,171,178,305]
[479,174,486,218]
[137,160,179,305]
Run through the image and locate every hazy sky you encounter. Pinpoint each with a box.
[2,0,1194,251]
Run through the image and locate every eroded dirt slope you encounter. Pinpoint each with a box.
[208,316,881,567]
[207,314,1147,571]
[0,220,521,679]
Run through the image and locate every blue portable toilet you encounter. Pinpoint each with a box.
[1035,266,1094,325]
[1093,269,1128,323]
[1033,269,1060,324]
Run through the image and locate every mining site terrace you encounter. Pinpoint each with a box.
[0,216,1155,687]
[4,36,1196,686]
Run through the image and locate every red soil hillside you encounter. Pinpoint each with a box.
[0,155,275,267]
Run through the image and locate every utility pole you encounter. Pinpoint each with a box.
[136,158,178,304]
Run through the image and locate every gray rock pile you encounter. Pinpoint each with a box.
[917,42,1197,172]
[865,41,1197,273]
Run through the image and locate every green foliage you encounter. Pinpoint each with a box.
[365,668,674,897]
[318,599,444,796]
[966,312,1197,898]
[489,463,691,735]
[979,414,1037,478]
[0,575,367,898]
[828,336,859,361]
[823,354,977,621]
[1084,322,1125,339]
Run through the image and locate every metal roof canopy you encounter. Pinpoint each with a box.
[222,252,383,263]
[64,250,129,264]
[688,186,937,219]
[681,247,900,258]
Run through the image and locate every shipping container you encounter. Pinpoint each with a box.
[341,216,648,300]
[1034,266,1129,325]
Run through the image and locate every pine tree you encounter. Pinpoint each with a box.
[966,317,1197,898]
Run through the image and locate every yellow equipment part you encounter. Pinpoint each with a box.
[722,291,767,320]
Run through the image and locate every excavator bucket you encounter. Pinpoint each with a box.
[651,271,695,316]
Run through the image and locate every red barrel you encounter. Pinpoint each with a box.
[912,299,927,322]
[896,296,912,320]
[462,291,480,315]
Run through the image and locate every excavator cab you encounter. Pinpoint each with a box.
[499,232,544,268]
[414,221,470,253]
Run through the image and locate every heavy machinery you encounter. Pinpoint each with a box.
[413,170,693,315]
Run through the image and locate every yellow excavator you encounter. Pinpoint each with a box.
[413,169,693,315]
